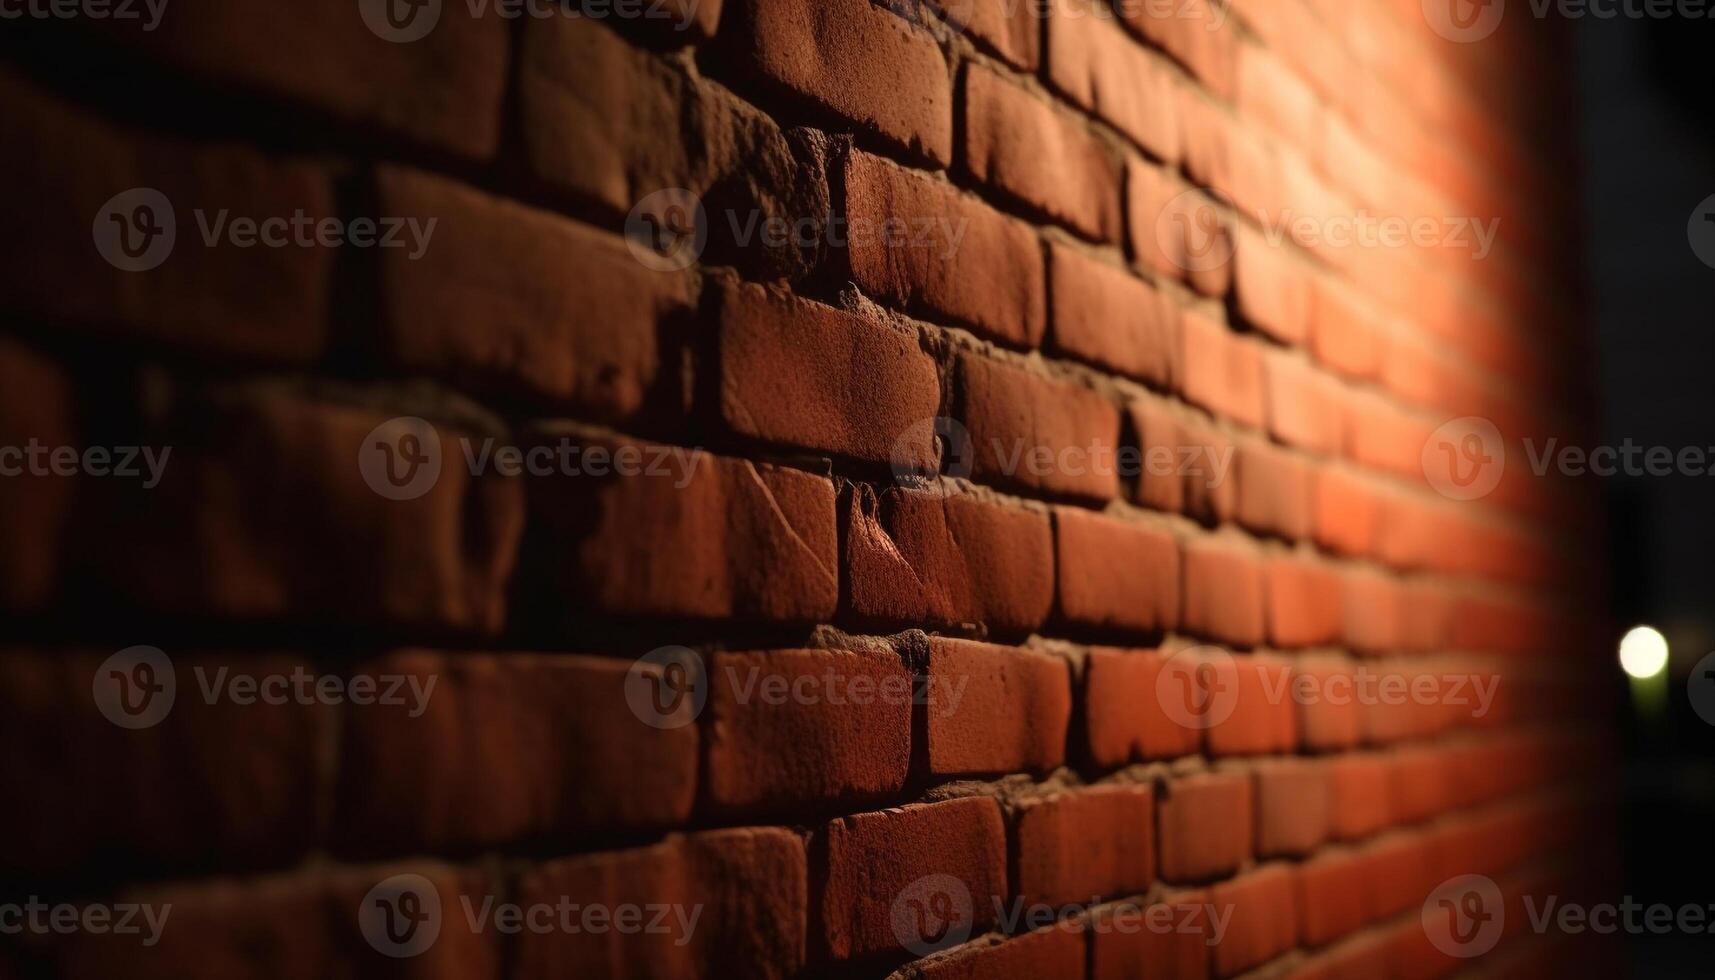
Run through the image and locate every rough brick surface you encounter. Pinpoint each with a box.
[1055,507,1180,636]
[715,277,940,464]
[1014,784,1154,907]
[1158,771,1252,883]
[1082,648,1201,765]
[1181,537,1266,647]
[1046,0,1179,160]
[1048,244,1177,386]
[957,353,1121,500]
[924,638,1071,776]
[846,151,1047,347]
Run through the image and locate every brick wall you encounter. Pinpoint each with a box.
[0,0,1620,978]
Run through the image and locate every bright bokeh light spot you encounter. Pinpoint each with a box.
[1619,626,1670,679]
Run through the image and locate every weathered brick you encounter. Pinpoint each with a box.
[0,650,325,879]
[334,651,696,853]
[894,925,1086,979]
[924,638,1070,776]
[933,0,1042,70]
[1313,278,1383,381]
[0,71,333,363]
[518,828,806,979]
[1046,0,1179,160]
[1157,771,1251,882]
[1263,349,1345,455]
[820,797,1008,960]
[1266,554,1343,648]
[1204,653,1296,757]
[1293,658,1362,752]
[1048,244,1177,387]
[1327,754,1391,841]
[1312,467,1381,558]
[846,151,1047,347]
[1116,0,1237,98]
[845,485,1054,634]
[378,167,691,419]
[96,0,508,157]
[1234,225,1312,345]
[105,390,522,633]
[1295,849,1368,948]
[1089,891,1214,979]
[1181,536,1266,647]
[1180,312,1265,430]
[715,277,940,465]
[1254,759,1329,857]
[704,648,911,814]
[529,434,836,623]
[963,64,1123,241]
[726,0,952,166]
[1083,648,1201,766]
[1054,507,1180,635]
[1342,568,1403,654]
[1015,784,1154,908]
[956,352,1121,500]
[1234,438,1312,540]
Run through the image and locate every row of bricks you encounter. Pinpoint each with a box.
[0,335,1583,653]
[3,789,1602,979]
[19,0,1576,408]
[0,642,1609,878]
[0,42,1554,463]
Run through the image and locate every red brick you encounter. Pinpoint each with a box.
[1266,555,1343,648]
[1180,313,1265,430]
[706,648,912,814]
[715,276,940,465]
[846,151,1046,347]
[820,797,1008,960]
[0,71,333,363]
[377,167,691,419]
[956,352,1121,501]
[1158,771,1251,882]
[1361,832,1434,920]
[963,63,1123,241]
[1263,350,1344,455]
[105,392,522,633]
[1293,658,1363,752]
[57,864,497,979]
[518,828,805,979]
[1129,161,1233,296]
[1234,225,1312,345]
[924,638,1071,776]
[1054,507,1180,635]
[0,340,73,611]
[1046,0,1179,160]
[1127,397,1182,514]
[334,652,695,853]
[1090,891,1215,980]
[845,485,1054,634]
[529,433,837,624]
[1312,279,1384,380]
[1343,568,1403,654]
[1234,438,1312,540]
[1327,754,1391,841]
[1204,654,1295,756]
[1116,0,1237,98]
[1181,536,1266,647]
[728,0,952,166]
[1179,416,1242,526]
[1312,467,1381,558]
[1237,43,1318,145]
[97,0,508,157]
[1295,849,1369,948]
[1285,933,1392,980]
[1015,784,1155,907]
[0,651,325,878]
[1048,244,1177,386]
[897,925,1086,979]
[1387,747,1452,824]
[934,0,1041,70]
[1083,648,1201,765]
[1254,759,1329,857]
[1208,864,1297,977]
